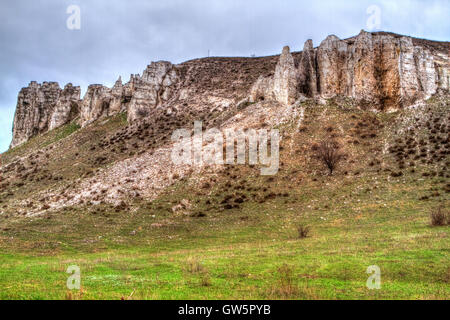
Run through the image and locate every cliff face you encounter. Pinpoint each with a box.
[79,61,179,127]
[10,82,80,148]
[250,31,449,108]
[127,61,178,123]
[9,31,450,149]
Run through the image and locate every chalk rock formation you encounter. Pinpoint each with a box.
[316,35,349,98]
[298,39,318,96]
[110,77,126,115]
[272,46,299,105]
[79,61,179,127]
[127,61,178,123]
[9,31,449,148]
[254,30,450,109]
[10,81,81,148]
[49,84,81,130]
[79,85,112,127]
[79,77,126,127]
[250,46,300,105]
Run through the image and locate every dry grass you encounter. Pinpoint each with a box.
[185,258,207,274]
[269,265,300,299]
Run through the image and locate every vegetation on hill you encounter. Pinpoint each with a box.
[0,95,448,299]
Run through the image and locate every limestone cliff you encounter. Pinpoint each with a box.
[251,31,449,109]
[79,61,179,127]
[9,31,449,149]
[127,61,178,123]
[249,46,301,105]
[10,82,80,148]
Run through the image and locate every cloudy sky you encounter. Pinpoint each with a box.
[0,0,449,152]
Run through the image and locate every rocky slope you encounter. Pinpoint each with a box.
[1,31,449,217]
[9,31,449,149]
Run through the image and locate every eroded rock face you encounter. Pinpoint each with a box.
[254,30,450,109]
[250,46,300,104]
[79,85,113,127]
[127,61,178,123]
[298,39,318,96]
[79,61,179,127]
[250,46,300,105]
[79,77,126,127]
[10,81,81,148]
[249,76,273,103]
[110,77,126,115]
[315,31,450,107]
[49,84,81,130]
[272,46,299,105]
[316,35,349,98]
[9,31,449,148]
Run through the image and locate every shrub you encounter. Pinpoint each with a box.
[391,171,403,177]
[430,206,448,226]
[172,173,180,180]
[136,108,149,118]
[200,273,212,287]
[314,139,344,175]
[297,224,310,239]
[185,258,211,286]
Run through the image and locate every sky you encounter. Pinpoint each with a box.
[0,0,449,152]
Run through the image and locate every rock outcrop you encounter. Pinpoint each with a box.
[250,46,301,105]
[10,82,81,148]
[127,61,178,123]
[272,46,299,105]
[79,84,114,127]
[11,60,180,148]
[79,77,127,127]
[9,31,449,148]
[253,30,450,109]
[298,39,318,97]
[79,61,179,127]
[49,84,81,130]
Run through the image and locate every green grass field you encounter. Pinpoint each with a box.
[0,101,448,300]
[0,169,448,300]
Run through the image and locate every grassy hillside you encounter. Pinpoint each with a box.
[0,97,448,300]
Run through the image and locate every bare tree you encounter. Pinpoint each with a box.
[314,139,344,175]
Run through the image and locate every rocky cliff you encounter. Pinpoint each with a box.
[10,82,81,148]
[9,31,449,148]
[78,61,180,127]
[250,31,449,108]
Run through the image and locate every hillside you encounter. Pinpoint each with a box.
[0,31,448,300]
